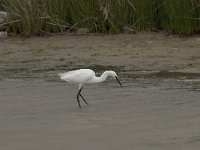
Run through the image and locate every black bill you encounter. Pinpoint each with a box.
[115,76,122,87]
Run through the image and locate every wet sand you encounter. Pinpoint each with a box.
[0,32,200,79]
[0,32,200,150]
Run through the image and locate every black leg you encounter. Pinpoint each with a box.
[80,93,89,105]
[76,88,82,108]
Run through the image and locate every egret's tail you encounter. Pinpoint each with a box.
[58,73,66,80]
[59,70,76,81]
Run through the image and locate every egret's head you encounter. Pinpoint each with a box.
[103,71,122,87]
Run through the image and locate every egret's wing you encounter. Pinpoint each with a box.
[59,69,95,83]
[59,70,76,80]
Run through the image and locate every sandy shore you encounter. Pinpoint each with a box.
[0,32,200,78]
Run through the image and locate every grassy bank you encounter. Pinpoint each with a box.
[0,0,199,35]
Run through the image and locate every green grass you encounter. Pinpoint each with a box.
[160,0,200,35]
[0,0,199,35]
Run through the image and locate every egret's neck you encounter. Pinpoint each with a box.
[87,72,108,84]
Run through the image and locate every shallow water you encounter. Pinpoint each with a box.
[0,33,200,150]
[0,76,200,150]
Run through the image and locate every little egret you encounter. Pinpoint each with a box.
[59,69,122,108]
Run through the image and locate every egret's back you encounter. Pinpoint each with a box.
[59,69,95,83]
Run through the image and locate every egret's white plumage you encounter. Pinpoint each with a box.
[59,69,122,108]
[59,69,95,83]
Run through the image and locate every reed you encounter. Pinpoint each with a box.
[129,0,156,31]
[1,0,43,35]
[160,0,200,35]
[0,0,199,35]
[66,0,97,32]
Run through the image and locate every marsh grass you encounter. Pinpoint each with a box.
[66,0,97,32]
[1,0,44,35]
[160,0,200,35]
[0,0,199,35]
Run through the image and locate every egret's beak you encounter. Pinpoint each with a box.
[115,76,122,87]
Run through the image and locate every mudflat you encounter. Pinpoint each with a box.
[0,32,200,150]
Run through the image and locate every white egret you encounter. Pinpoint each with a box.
[59,69,122,108]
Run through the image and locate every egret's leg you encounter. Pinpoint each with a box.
[78,86,89,105]
[80,93,89,105]
[76,88,82,108]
